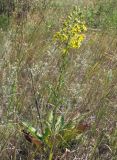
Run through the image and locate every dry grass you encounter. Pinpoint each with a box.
[0,0,117,159]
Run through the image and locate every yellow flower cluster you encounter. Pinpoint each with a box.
[69,34,85,48]
[53,9,87,50]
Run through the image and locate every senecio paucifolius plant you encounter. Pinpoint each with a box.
[20,8,88,160]
[53,7,87,54]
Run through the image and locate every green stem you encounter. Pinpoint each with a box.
[49,146,53,160]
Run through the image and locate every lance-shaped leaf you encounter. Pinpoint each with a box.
[21,122,43,141]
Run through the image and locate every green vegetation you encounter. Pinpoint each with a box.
[0,0,117,159]
[85,1,117,29]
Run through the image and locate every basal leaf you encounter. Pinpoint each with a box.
[21,122,43,141]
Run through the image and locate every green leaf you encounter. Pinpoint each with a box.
[43,128,51,139]
[55,116,62,133]
[61,115,64,128]
[48,111,53,123]
[21,122,43,141]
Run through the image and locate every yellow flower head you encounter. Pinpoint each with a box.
[53,7,87,52]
